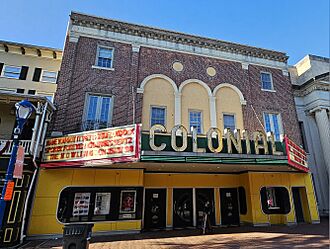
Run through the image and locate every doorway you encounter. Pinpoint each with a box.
[173,188,193,228]
[220,188,240,226]
[196,188,215,227]
[144,189,167,229]
[292,187,309,223]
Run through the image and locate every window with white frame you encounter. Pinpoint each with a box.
[96,46,114,68]
[150,106,166,127]
[189,111,202,134]
[263,112,283,141]
[41,70,57,83]
[223,114,236,131]
[261,72,273,90]
[83,94,113,131]
[2,65,21,79]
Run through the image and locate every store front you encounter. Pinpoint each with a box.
[27,124,320,237]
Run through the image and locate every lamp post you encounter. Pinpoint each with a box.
[0,100,35,228]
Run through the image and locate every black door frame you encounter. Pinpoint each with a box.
[173,188,194,228]
[292,187,306,223]
[143,188,167,230]
[220,188,240,226]
[195,188,216,227]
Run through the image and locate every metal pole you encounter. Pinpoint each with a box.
[0,124,23,228]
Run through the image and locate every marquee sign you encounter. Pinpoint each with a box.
[284,136,308,172]
[42,124,140,167]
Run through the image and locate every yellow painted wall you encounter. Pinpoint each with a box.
[28,169,143,235]
[144,172,319,226]
[29,170,319,235]
[215,87,244,131]
[248,172,319,225]
[181,83,210,133]
[0,45,61,96]
[141,78,175,131]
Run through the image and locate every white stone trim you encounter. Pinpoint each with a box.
[137,74,178,94]
[132,44,140,52]
[242,63,249,70]
[209,96,217,127]
[174,93,181,125]
[179,79,213,97]
[70,25,288,70]
[213,83,247,105]
[282,70,289,76]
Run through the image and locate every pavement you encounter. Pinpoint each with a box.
[20,218,329,249]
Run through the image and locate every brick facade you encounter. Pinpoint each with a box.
[53,16,302,144]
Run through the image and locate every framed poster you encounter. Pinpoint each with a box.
[72,193,91,216]
[119,190,137,214]
[94,193,111,215]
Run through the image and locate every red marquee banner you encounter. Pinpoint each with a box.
[284,136,309,172]
[41,124,141,168]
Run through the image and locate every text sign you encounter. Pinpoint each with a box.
[43,124,140,163]
[13,146,24,179]
[4,181,15,201]
[284,136,308,172]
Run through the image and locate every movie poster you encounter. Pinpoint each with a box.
[72,193,91,216]
[119,190,136,213]
[94,193,111,215]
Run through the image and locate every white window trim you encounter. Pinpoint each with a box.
[189,109,203,134]
[93,45,115,70]
[150,105,167,128]
[0,64,21,79]
[260,71,275,91]
[222,112,236,131]
[263,112,284,140]
[82,92,114,130]
[40,70,58,83]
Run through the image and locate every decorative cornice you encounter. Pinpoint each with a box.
[294,81,330,97]
[70,12,288,63]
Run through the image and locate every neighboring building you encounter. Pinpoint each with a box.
[29,12,319,238]
[0,93,55,247]
[0,40,60,247]
[290,55,330,217]
[0,40,62,105]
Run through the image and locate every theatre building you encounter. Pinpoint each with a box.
[27,12,319,238]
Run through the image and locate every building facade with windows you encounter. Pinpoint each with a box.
[28,12,319,238]
[290,55,330,217]
[0,40,62,103]
[0,40,60,246]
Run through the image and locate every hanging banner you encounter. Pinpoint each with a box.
[284,136,309,172]
[13,146,24,179]
[41,124,141,167]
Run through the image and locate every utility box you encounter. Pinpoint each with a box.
[62,224,94,249]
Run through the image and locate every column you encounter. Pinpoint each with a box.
[174,93,181,125]
[314,108,330,175]
[209,96,217,127]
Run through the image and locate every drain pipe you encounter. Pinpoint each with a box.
[20,102,48,244]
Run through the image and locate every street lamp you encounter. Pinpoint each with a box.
[0,100,35,228]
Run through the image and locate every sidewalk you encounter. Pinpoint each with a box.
[21,218,329,249]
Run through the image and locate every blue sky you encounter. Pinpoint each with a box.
[1,0,329,64]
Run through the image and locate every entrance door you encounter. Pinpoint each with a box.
[196,188,215,227]
[220,188,240,226]
[292,187,305,223]
[144,189,166,229]
[173,189,193,228]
